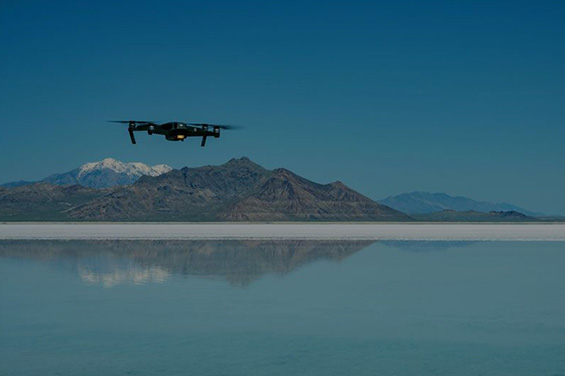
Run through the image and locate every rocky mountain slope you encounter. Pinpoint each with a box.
[379,191,542,217]
[219,168,404,221]
[66,157,409,221]
[1,157,547,222]
[0,183,108,220]
[1,158,172,189]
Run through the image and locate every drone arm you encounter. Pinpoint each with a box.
[129,128,137,144]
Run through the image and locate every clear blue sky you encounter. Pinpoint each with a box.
[1,0,564,214]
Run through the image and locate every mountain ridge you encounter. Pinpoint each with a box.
[65,157,408,222]
[379,191,543,217]
[0,157,553,222]
[1,158,172,189]
[411,209,537,222]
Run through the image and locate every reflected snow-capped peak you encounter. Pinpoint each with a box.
[78,264,170,287]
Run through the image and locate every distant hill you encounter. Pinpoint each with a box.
[0,183,108,221]
[1,158,172,189]
[412,209,537,222]
[379,191,543,217]
[1,157,409,222]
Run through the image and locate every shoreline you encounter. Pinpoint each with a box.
[0,223,564,241]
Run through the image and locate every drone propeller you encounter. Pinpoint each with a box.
[188,123,242,130]
[108,120,157,125]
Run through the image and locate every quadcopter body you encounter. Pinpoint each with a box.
[109,120,239,147]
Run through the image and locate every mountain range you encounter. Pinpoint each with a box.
[379,191,543,217]
[409,209,535,222]
[1,158,172,189]
[0,157,408,222]
[1,157,553,222]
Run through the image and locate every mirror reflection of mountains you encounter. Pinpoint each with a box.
[0,240,374,287]
[380,241,476,253]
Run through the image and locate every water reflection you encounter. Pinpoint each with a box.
[381,240,476,252]
[0,240,374,287]
[77,263,171,287]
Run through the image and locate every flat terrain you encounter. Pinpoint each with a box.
[0,223,563,241]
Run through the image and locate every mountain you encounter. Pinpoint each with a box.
[0,183,108,221]
[412,209,537,222]
[0,180,35,188]
[379,191,543,217]
[1,158,172,189]
[219,168,404,221]
[2,157,548,222]
[66,157,409,222]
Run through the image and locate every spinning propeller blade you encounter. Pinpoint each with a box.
[188,123,242,130]
[108,120,157,125]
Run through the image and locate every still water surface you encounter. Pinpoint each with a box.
[1,240,564,375]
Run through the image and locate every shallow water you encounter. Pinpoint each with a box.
[1,240,564,375]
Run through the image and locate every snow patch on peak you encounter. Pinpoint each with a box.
[151,164,174,176]
[78,158,172,179]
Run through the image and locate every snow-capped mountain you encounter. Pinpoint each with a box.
[76,158,171,180]
[1,158,172,189]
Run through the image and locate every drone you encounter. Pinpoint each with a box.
[109,120,240,147]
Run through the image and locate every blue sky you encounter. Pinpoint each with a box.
[1,0,564,214]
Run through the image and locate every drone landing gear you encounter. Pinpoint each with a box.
[201,135,207,147]
[128,128,136,144]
